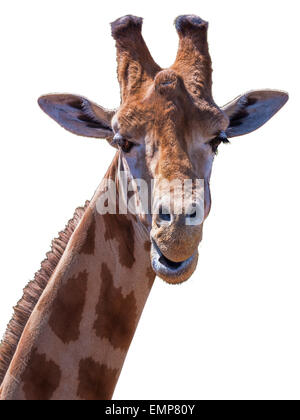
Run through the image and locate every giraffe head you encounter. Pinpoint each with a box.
[38,15,288,284]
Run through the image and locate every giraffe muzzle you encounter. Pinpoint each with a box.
[150,238,198,284]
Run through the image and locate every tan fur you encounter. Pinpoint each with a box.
[0,155,155,400]
[0,202,89,385]
[0,14,287,399]
[0,15,219,399]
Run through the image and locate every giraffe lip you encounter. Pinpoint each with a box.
[150,238,197,281]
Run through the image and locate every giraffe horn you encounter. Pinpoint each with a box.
[171,15,213,101]
[111,15,161,103]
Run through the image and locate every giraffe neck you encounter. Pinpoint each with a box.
[0,153,155,400]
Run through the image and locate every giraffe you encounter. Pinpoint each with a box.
[0,15,288,400]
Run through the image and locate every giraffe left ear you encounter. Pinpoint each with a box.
[38,94,115,139]
[222,90,289,138]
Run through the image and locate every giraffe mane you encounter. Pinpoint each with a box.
[0,201,90,385]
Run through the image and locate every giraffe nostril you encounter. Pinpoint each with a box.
[185,203,204,226]
[187,210,197,219]
[159,206,171,222]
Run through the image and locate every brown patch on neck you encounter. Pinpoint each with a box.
[77,357,118,400]
[48,271,88,344]
[144,240,151,252]
[103,152,136,270]
[0,202,89,386]
[80,215,96,255]
[146,266,155,289]
[103,213,136,269]
[105,151,119,181]
[93,263,138,351]
[21,348,61,400]
[144,241,155,288]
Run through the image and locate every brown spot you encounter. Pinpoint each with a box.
[77,357,118,400]
[146,266,155,289]
[0,202,89,385]
[144,240,151,252]
[80,216,96,255]
[103,214,135,268]
[127,190,135,201]
[94,263,138,351]
[21,348,61,400]
[49,271,88,344]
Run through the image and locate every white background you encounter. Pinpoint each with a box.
[0,0,298,400]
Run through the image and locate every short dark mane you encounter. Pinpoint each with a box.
[0,201,89,385]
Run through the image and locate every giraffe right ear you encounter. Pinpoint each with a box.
[222,90,288,138]
[38,94,115,139]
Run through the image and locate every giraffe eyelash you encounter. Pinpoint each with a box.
[208,131,230,154]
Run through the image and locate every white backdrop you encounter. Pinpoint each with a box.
[0,0,298,400]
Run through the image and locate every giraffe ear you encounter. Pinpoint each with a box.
[38,94,115,139]
[222,90,288,138]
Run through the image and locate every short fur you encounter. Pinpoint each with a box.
[0,201,89,385]
[0,15,288,400]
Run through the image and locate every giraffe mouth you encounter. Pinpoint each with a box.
[150,238,198,284]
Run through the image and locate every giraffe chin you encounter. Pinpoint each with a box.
[150,239,199,284]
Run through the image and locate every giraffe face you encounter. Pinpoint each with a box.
[111,71,229,283]
[38,15,288,284]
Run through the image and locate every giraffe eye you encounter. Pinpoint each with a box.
[112,133,134,153]
[208,131,229,154]
[209,138,222,154]
[121,139,134,153]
